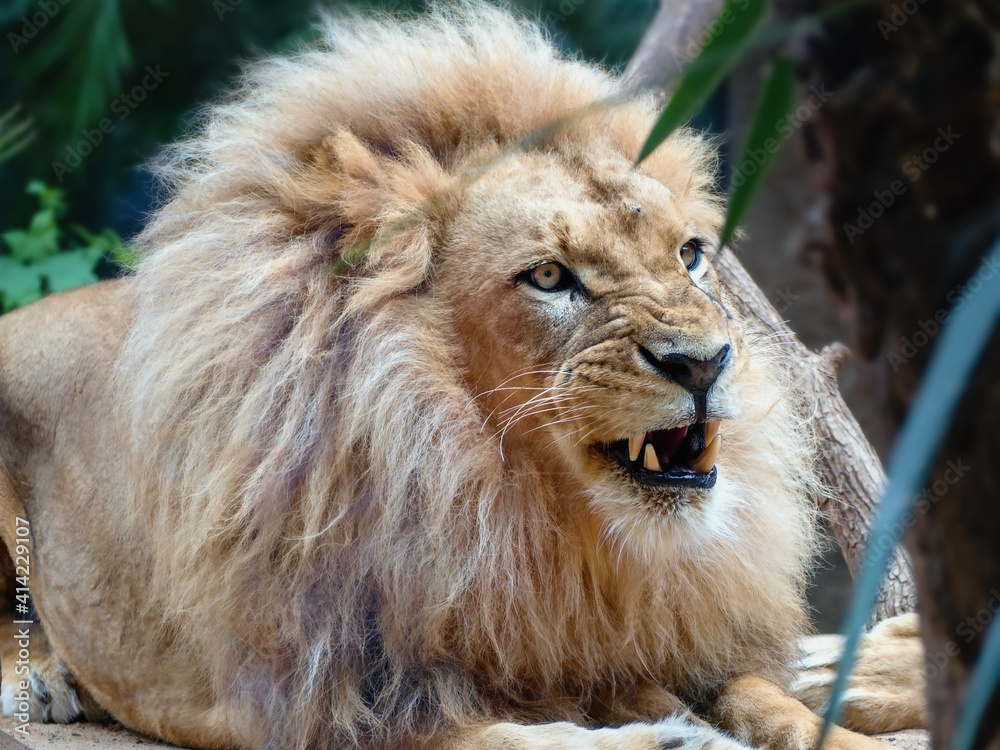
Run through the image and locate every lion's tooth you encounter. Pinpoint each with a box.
[704,420,721,445]
[691,434,721,474]
[643,444,662,472]
[628,433,645,462]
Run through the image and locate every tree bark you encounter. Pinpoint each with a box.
[623,1,917,619]
[620,0,725,97]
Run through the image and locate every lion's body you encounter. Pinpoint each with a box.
[0,281,234,745]
[0,6,924,749]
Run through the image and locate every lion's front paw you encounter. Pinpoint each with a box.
[471,718,751,750]
[0,659,103,724]
[811,725,904,750]
[792,613,926,733]
[646,719,751,750]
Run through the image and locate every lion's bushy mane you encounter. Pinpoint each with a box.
[117,5,817,748]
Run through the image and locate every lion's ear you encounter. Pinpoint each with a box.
[320,129,383,186]
[309,127,449,244]
[307,128,449,314]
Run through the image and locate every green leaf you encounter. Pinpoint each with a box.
[635,0,769,165]
[19,0,89,79]
[720,56,797,246]
[111,242,142,270]
[20,0,132,136]
[27,180,66,214]
[72,224,122,253]
[954,615,1000,750]
[33,250,99,293]
[74,0,132,133]
[3,205,60,262]
[0,105,34,163]
[80,243,109,266]
[819,240,1000,747]
[1,182,67,262]
[1,230,27,253]
[0,256,43,311]
[28,208,56,235]
[2,223,58,263]
[73,225,131,267]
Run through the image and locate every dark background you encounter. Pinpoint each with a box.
[0,0,667,242]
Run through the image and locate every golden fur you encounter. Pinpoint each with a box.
[0,5,925,749]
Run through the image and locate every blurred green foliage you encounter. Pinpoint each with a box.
[0,0,656,260]
[0,179,129,311]
[0,104,34,161]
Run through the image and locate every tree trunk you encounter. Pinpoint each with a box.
[623,1,917,620]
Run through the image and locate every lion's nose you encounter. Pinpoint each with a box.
[639,343,731,396]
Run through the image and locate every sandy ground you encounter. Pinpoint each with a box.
[0,716,928,749]
[879,730,931,749]
[0,717,180,749]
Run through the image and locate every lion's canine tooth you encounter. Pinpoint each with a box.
[643,444,662,472]
[705,420,721,445]
[628,433,645,462]
[691,434,721,474]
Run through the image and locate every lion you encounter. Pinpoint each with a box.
[0,5,926,749]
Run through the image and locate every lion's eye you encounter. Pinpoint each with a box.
[680,240,703,271]
[530,262,566,291]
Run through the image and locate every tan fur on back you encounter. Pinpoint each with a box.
[106,5,818,748]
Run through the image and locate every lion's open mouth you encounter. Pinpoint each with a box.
[602,421,721,489]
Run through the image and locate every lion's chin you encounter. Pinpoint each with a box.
[596,420,721,491]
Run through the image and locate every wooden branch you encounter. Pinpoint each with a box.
[715,250,916,618]
[621,0,725,95]
[625,1,916,619]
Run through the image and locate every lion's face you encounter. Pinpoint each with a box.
[438,147,748,523]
